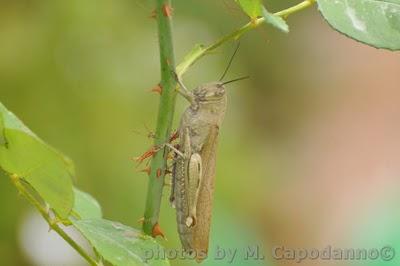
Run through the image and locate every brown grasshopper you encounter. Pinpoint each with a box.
[169,46,247,262]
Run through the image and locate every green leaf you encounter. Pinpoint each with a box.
[176,44,206,76]
[73,188,102,219]
[0,102,74,218]
[317,0,400,50]
[235,0,262,19]
[72,219,170,266]
[262,6,289,33]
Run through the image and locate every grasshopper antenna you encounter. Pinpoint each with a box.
[222,75,249,85]
[219,42,241,82]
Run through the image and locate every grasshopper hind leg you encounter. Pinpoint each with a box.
[186,153,203,228]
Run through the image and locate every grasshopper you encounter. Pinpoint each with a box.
[169,45,247,262]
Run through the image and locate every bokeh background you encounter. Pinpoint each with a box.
[1,0,400,265]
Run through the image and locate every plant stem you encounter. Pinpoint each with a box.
[11,175,99,266]
[143,0,177,235]
[177,0,316,76]
[275,0,316,18]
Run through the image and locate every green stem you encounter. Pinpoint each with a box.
[11,175,99,266]
[143,0,177,235]
[275,0,316,18]
[177,0,316,76]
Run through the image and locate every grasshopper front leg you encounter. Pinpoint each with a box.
[172,71,195,105]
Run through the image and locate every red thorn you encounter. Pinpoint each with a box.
[156,168,162,178]
[134,146,158,164]
[152,223,166,239]
[162,4,173,17]
[139,166,151,176]
[151,84,163,95]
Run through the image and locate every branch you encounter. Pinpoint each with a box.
[176,0,316,76]
[142,0,177,235]
[11,175,99,266]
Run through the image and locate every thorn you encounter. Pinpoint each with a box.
[150,84,163,95]
[162,4,173,17]
[137,217,145,224]
[133,146,159,165]
[152,223,166,239]
[156,168,162,178]
[139,166,151,176]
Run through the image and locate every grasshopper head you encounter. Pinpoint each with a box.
[193,82,226,103]
[192,76,248,103]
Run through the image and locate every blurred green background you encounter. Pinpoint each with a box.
[1,0,400,265]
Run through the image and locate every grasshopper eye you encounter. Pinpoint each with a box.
[203,87,225,101]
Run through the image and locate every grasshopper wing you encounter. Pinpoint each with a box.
[191,125,219,261]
